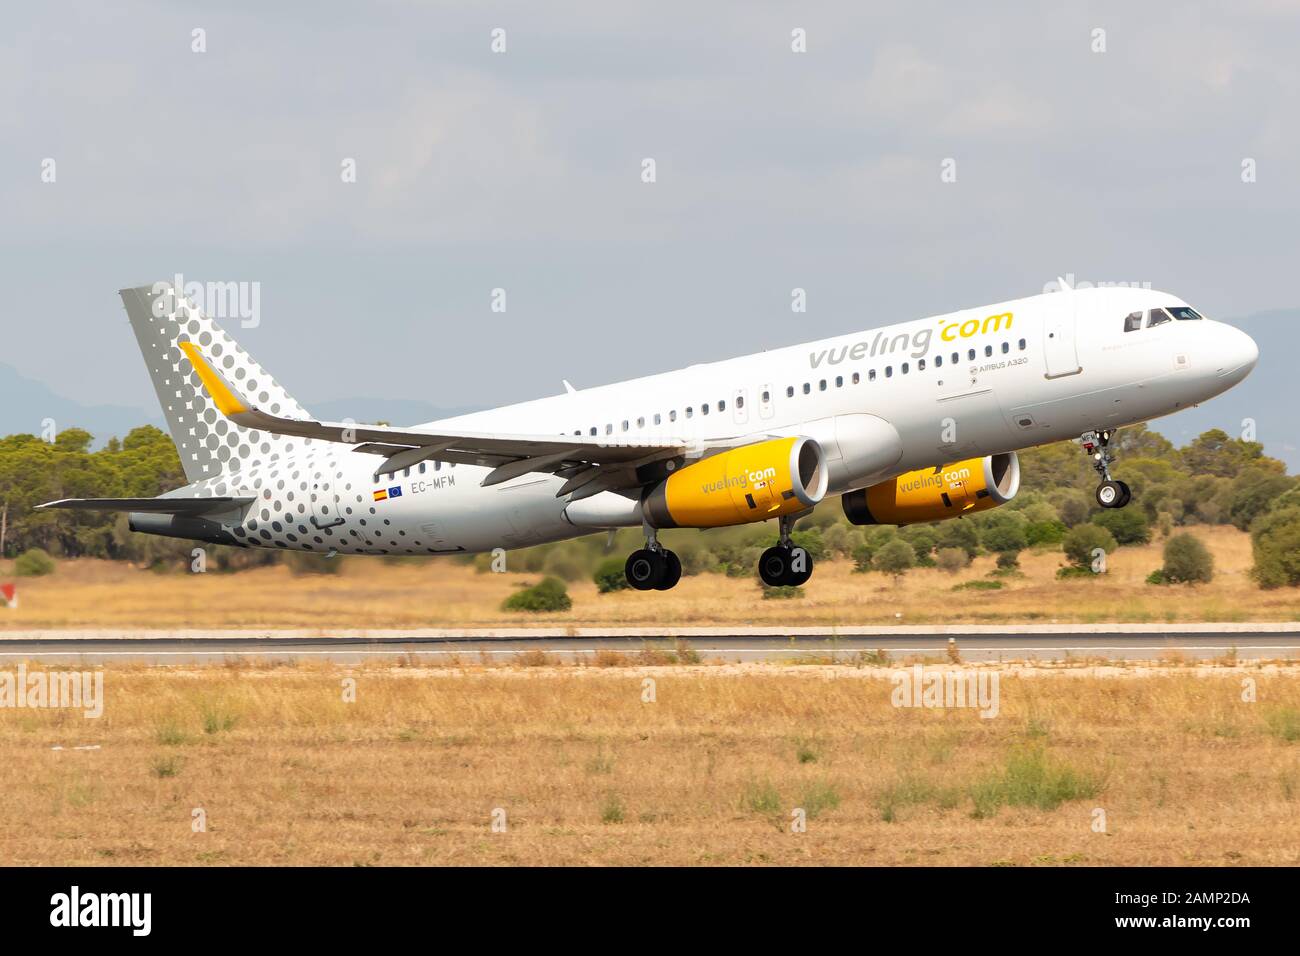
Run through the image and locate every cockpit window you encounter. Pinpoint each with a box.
[1167,306,1202,321]
[1123,311,1143,332]
[1147,308,1172,328]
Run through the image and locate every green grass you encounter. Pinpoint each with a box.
[154,720,191,746]
[200,704,239,735]
[969,745,1104,818]
[741,780,782,815]
[151,755,183,778]
[1264,707,1300,743]
[600,792,625,824]
[799,780,841,820]
[953,579,1003,591]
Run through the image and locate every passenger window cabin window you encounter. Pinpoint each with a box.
[701,404,710,415]
[637,417,645,428]
[719,399,726,411]
[901,362,909,374]
[819,379,827,391]
[952,352,959,364]
[1018,338,1026,349]
[686,407,693,418]
[605,424,613,435]
[589,427,597,436]
[761,390,769,402]
[435,461,442,471]
[885,366,893,378]
[935,355,943,367]
[918,358,926,370]
[1001,342,1009,354]
[984,345,993,357]
[869,369,877,382]
[621,420,629,431]
[851,372,860,384]
[1147,308,1172,328]
[835,376,843,387]
[802,383,811,394]
[419,463,426,474]
[786,386,794,398]
[1123,312,1143,333]
[670,410,677,422]
[654,413,661,425]
[737,396,745,408]
[968,349,976,361]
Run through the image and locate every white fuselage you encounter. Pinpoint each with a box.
[184,286,1258,556]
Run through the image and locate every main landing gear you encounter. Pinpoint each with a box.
[1080,429,1131,509]
[624,525,682,591]
[758,514,814,588]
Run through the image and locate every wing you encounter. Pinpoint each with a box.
[179,342,703,498]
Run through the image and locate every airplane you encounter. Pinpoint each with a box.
[40,281,1258,591]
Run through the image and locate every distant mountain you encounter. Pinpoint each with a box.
[0,363,157,445]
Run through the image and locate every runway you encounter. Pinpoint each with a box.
[1,624,1299,663]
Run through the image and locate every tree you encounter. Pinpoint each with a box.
[981,514,1028,568]
[872,539,916,582]
[1091,508,1150,545]
[1062,524,1117,570]
[1159,533,1214,584]
[1227,468,1296,531]
[1250,507,1300,589]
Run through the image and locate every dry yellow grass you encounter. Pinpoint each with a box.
[2,661,1298,865]
[0,524,1295,629]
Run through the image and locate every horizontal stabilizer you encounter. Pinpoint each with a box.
[37,497,253,516]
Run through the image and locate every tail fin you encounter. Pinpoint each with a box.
[119,283,311,483]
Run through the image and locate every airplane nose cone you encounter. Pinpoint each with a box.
[1216,325,1259,385]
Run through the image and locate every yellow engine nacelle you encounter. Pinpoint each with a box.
[642,436,828,529]
[841,452,1020,526]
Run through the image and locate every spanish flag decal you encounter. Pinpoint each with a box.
[373,489,388,502]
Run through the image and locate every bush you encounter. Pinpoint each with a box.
[502,577,572,612]
[1024,519,1067,546]
[899,525,939,567]
[1090,507,1150,545]
[762,585,805,600]
[1250,506,1300,589]
[1062,524,1117,570]
[935,547,969,572]
[953,579,1003,591]
[13,548,55,577]
[593,557,629,594]
[1159,533,1214,584]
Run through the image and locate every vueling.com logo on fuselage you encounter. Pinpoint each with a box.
[701,466,777,495]
[808,311,1013,368]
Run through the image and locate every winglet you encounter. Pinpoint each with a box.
[178,341,250,416]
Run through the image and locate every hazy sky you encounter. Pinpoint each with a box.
[2,1,1297,418]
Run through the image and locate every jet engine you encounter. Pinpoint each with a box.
[841,452,1020,526]
[642,436,828,528]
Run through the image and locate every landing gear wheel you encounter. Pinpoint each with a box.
[1096,480,1125,509]
[654,550,682,590]
[625,549,665,590]
[758,546,814,587]
[759,546,793,587]
[1114,480,1132,508]
[786,547,813,587]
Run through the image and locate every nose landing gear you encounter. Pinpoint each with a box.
[758,514,814,587]
[1081,429,1131,509]
[624,525,682,591]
